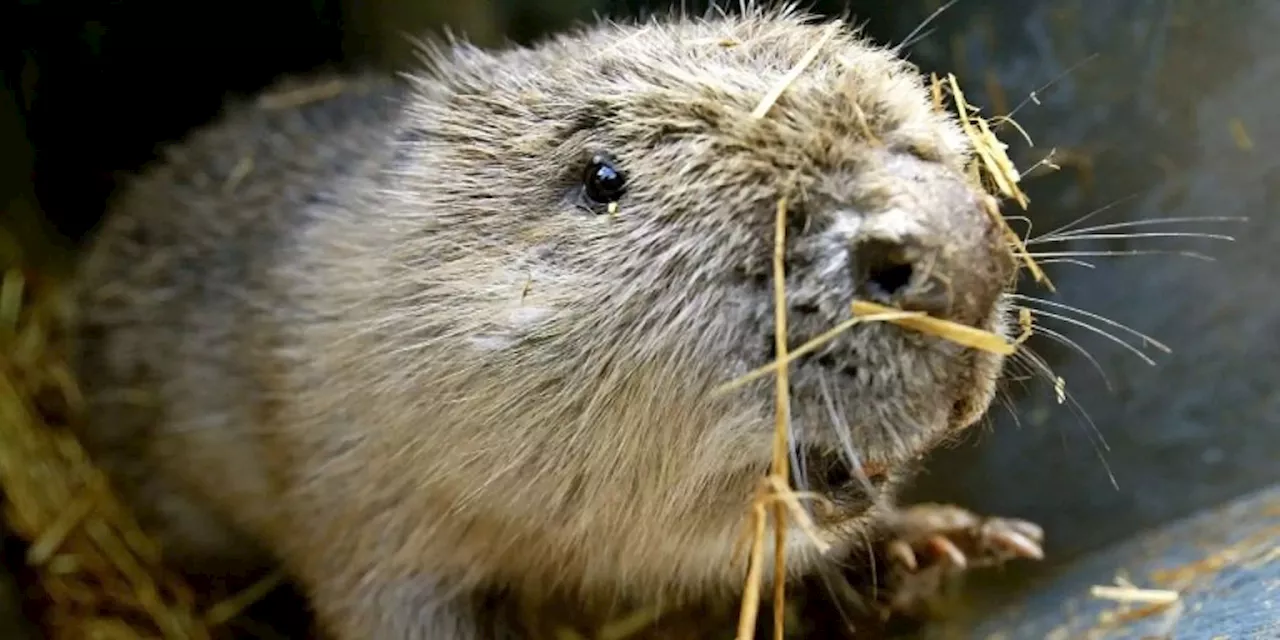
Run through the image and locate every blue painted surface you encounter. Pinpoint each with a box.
[892,0,1280,576]
[972,484,1280,639]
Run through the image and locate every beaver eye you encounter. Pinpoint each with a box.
[582,153,627,206]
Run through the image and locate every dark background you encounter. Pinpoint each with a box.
[2,0,1277,633]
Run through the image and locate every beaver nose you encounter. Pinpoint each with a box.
[850,237,952,318]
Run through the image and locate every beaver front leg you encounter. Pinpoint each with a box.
[877,503,1044,617]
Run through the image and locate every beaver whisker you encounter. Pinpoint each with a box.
[788,400,811,499]
[1033,258,1097,269]
[1026,231,1238,245]
[894,0,960,54]
[1010,348,1118,489]
[1003,52,1100,121]
[993,389,1023,429]
[1029,324,1114,391]
[1030,215,1248,241]
[1034,217,1244,240]
[1010,349,1058,390]
[817,372,874,498]
[1024,193,1143,240]
[1016,199,1240,261]
[1057,384,1119,488]
[1010,293,1170,354]
[999,354,1042,390]
[1018,306,1158,365]
[1027,249,1217,261]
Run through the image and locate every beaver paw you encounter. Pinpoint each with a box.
[880,503,1044,615]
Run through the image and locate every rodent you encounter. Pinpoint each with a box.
[70,7,1038,638]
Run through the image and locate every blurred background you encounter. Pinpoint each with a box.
[2,0,1277,636]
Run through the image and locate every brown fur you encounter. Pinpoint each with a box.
[71,6,1015,638]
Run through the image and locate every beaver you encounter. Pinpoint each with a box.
[70,7,1044,638]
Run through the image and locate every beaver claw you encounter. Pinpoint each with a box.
[880,503,1044,614]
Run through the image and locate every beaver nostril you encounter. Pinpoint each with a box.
[852,238,916,302]
[851,238,954,317]
[866,262,914,299]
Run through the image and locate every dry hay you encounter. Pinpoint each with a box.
[0,235,284,639]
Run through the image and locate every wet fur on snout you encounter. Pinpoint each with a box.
[71,5,1015,637]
